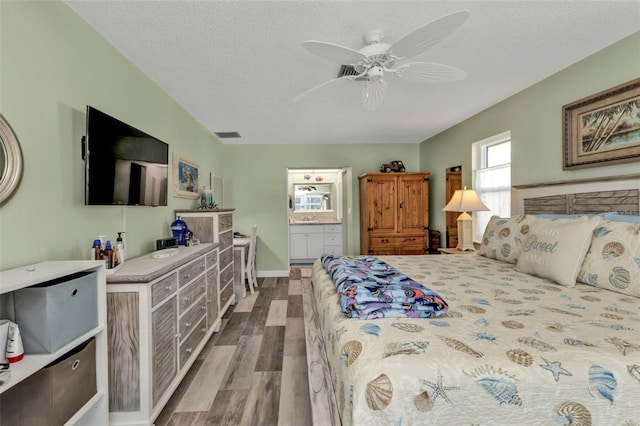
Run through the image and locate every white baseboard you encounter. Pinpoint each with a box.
[257,270,290,278]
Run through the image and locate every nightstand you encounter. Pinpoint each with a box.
[438,247,476,254]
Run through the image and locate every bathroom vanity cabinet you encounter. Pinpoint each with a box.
[289,223,343,263]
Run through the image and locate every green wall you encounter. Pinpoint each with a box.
[222,144,422,273]
[2,2,637,275]
[0,1,224,269]
[420,32,640,240]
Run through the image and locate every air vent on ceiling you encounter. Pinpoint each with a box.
[337,65,359,78]
[215,131,241,139]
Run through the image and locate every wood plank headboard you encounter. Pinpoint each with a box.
[512,174,640,216]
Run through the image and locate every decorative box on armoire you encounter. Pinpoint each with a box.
[359,172,430,255]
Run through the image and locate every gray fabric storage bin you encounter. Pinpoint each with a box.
[0,338,97,426]
[13,271,98,354]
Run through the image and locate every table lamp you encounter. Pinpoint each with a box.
[442,186,490,251]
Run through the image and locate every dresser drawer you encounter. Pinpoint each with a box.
[179,317,207,369]
[179,274,206,314]
[206,264,219,327]
[289,225,323,234]
[151,273,178,307]
[219,230,233,250]
[179,296,206,342]
[219,246,233,269]
[205,250,218,269]
[220,263,233,289]
[220,281,234,309]
[152,297,177,405]
[324,225,342,234]
[324,245,343,256]
[370,235,426,246]
[324,233,341,245]
[219,213,233,232]
[178,257,206,287]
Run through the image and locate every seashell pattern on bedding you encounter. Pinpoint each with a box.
[309,254,640,426]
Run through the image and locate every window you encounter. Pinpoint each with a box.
[472,131,511,242]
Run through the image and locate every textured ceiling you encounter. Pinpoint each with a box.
[64,1,640,145]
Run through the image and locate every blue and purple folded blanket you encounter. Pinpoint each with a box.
[321,255,448,319]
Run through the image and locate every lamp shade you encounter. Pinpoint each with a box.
[442,187,490,213]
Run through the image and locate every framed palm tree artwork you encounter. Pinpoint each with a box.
[563,77,640,170]
[173,154,200,199]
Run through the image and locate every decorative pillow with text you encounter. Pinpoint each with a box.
[515,216,601,287]
[577,219,640,298]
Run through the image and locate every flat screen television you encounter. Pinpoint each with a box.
[84,106,169,206]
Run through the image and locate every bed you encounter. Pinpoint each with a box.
[302,176,640,425]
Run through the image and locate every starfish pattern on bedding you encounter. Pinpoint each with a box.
[419,369,460,405]
[539,358,572,382]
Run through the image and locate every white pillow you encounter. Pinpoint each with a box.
[515,217,601,286]
[578,219,640,297]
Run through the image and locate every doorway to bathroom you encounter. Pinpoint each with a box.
[286,167,352,267]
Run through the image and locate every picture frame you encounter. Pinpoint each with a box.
[173,154,200,199]
[563,77,640,170]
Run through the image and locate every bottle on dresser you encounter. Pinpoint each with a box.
[91,239,102,261]
[104,240,114,269]
[115,232,126,266]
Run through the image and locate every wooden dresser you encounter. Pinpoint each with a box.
[105,243,229,426]
[175,209,236,302]
[359,172,430,255]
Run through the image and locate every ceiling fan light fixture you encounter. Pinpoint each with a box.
[361,79,387,112]
[294,10,470,111]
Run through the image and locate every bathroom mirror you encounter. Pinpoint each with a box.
[293,183,334,211]
[0,114,23,206]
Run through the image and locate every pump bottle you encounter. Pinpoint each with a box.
[116,232,126,266]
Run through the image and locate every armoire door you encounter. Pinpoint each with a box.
[363,174,397,235]
[445,170,462,248]
[397,174,429,234]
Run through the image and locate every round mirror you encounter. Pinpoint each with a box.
[0,114,23,205]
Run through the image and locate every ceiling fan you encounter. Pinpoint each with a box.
[293,10,470,111]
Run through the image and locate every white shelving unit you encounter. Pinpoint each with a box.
[0,261,108,425]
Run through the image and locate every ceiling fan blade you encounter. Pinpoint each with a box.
[293,76,357,103]
[389,10,470,60]
[393,62,467,83]
[302,40,368,65]
[361,79,388,112]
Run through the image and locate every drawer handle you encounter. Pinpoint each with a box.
[184,296,192,303]
[184,273,191,279]
[165,285,171,290]
[175,333,181,339]
[185,322,191,328]
[71,288,79,297]
[186,347,193,354]
[200,263,206,269]
[382,239,389,243]
[72,360,80,370]
[201,305,207,310]
[201,327,207,332]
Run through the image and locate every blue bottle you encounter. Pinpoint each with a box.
[171,216,187,245]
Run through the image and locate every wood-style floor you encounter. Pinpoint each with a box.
[154,269,313,426]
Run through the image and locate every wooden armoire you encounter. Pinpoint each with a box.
[359,172,430,255]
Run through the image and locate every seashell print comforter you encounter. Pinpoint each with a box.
[310,254,640,425]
